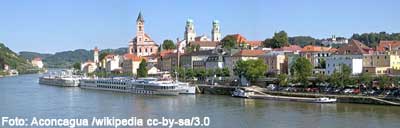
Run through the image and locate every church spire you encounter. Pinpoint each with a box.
[136,12,144,22]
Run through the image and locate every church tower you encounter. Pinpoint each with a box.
[94,47,99,64]
[128,12,159,56]
[136,12,145,45]
[211,20,221,42]
[129,12,145,54]
[185,19,196,44]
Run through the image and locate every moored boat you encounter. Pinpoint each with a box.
[38,70,81,87]
[312,97,337,103]
[79,77,180,96]
[232,88,254,98]
[176,82,196,94]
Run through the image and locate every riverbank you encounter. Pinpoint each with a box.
[196,84,400,106]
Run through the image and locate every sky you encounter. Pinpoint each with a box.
[0,0,399,53]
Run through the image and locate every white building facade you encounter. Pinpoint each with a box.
[326,55,363,75]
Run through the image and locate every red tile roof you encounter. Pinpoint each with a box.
[226,34,247,44]
[337,40,373,55]
[123,53,145,61]
[233,50,266,57]
[301,45,334,52]
[105,54,115,59]
[159,50,175,57]
[246,41,263,47]
[377,40,400,52]
[273,45,302,52]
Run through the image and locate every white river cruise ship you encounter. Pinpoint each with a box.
[39,70,81,87]
[79,77,181,95]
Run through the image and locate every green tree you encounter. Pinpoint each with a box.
[222,67,230,77]
[328,72,343,87]
[174,67,185,79]
[185,68,195,80]
[194,68,207,80]
[206,69,215,77]
[291,57,313,86]
[341,65,353,86]
[288,36,317,46]
[73,62,81,71]
[215,68,223,77]
[264,31,289,48]
[328,65,353,87]
[234,59,267,84]
[377,75,390,88]
[315,73,327,86]
[137,59,147,78]
[392,77,400,87]
[221,35,237,50]
[277,74,288,86]
[359,73,372,86]
[162,40,176,50]
[99,52,110,61]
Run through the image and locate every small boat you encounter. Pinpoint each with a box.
[312,97,337,103]
[176,82,196,94]
[232,88,254,98]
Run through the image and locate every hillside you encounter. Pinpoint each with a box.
[19,51,52,61]
[350,32,400,48]
[19,47,128,68]
[0,43,39,74]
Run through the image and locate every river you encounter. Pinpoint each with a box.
[1,74,400,128]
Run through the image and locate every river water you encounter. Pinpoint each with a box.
[1,74,400,128]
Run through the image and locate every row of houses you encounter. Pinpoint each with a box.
[79,12,400,78]
[158,38,400,77]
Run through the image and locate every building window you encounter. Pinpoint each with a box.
[145,48,147,53]
[151,48,153,52]
[139,26,142,31]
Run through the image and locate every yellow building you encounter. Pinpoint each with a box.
[264,54,287,74]
[122,54,144,75]
[362,51,400,75]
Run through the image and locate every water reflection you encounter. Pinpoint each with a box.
[1,74,400,127]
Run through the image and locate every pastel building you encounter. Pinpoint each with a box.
[81,60,97,74]
[122,54,145,75]
[264,53,287,74]
[362,51,400,75]
[128,12,158,57]
[104,54,123,72]
[325,55,363,75]
[31,57,44,69]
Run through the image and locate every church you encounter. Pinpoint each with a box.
[177,19,221,53]
[128,12,159,57]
